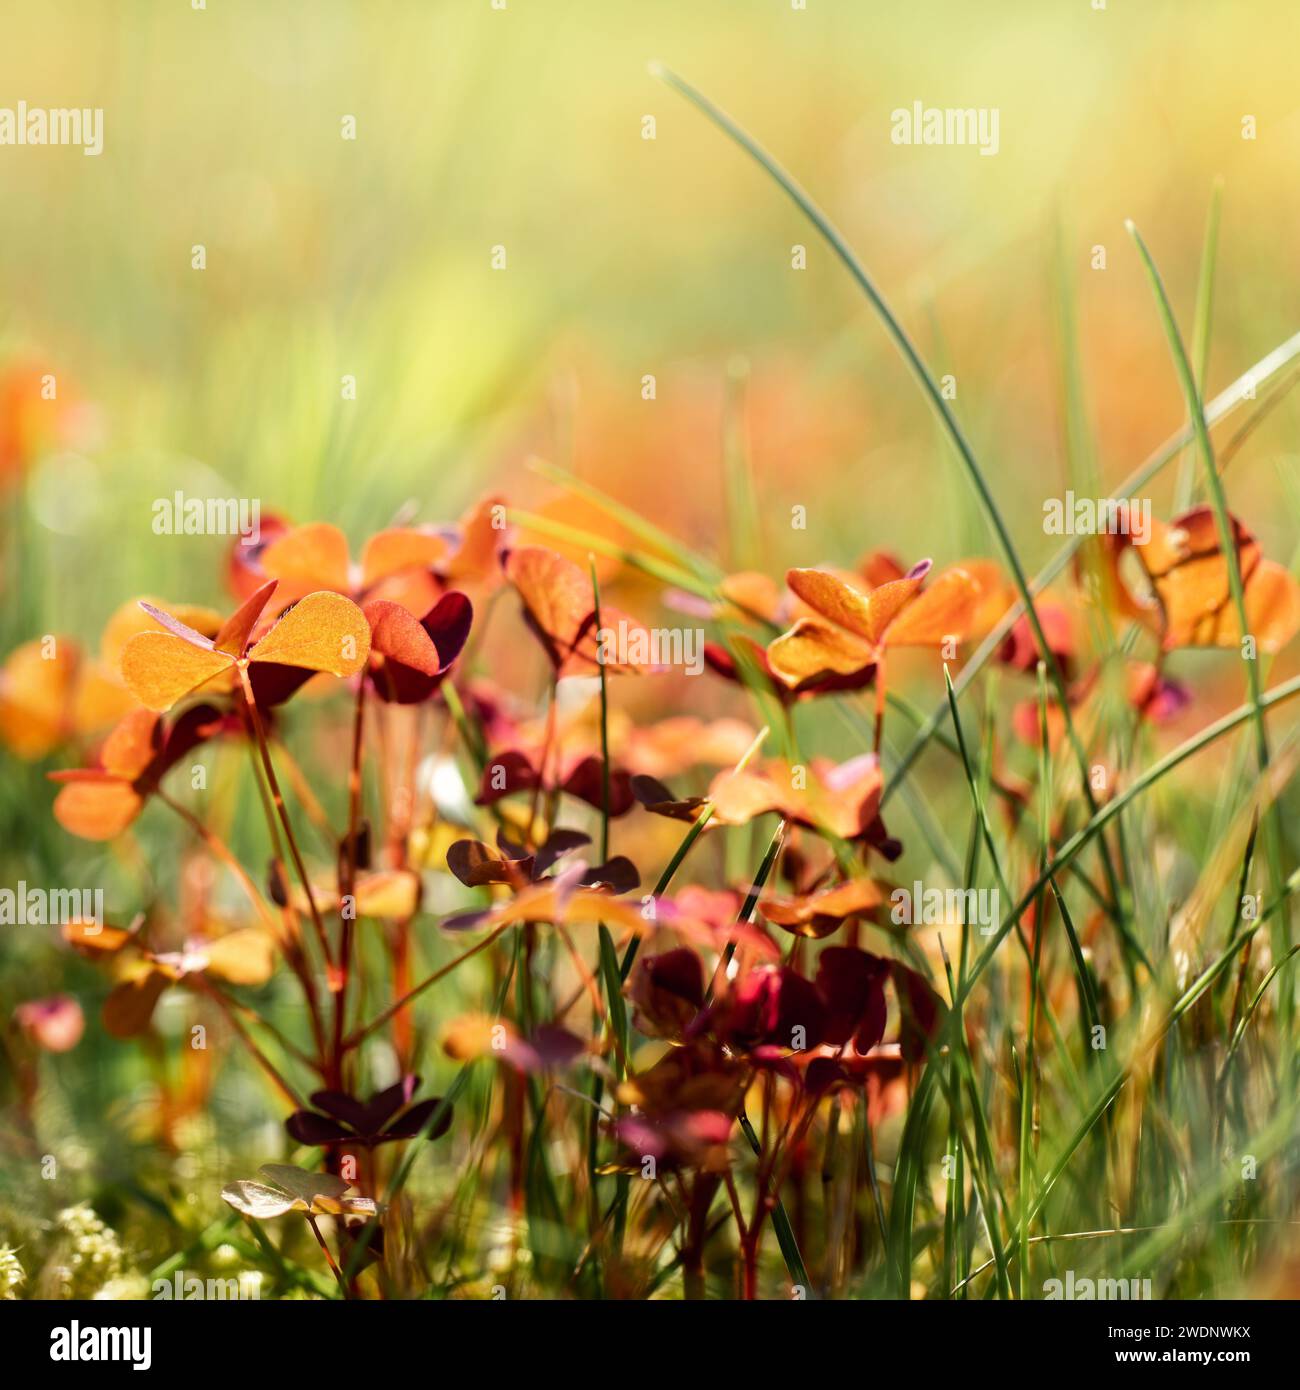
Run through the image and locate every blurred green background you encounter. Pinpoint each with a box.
[3,0,1300,630]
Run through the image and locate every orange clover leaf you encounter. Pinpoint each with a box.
[48,704,227,840]
[767,560,982,689]
[120,584,370,713]
[505,545,651,677]
[1106,505,1300,654]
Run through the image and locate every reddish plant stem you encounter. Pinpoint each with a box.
[390,918,415,1067]
[157,791,278,934]
[160,789,328,1059]
[873,652,888,754]
[388,705,424,1064]
[223,992,320,1074]
[343,921,511,1050]
[237,665,333,974]
[194,979,306,1109]
[722,1168,751,1298]
[306,1214,349,1296]
[333,677,367,1083]
[681,1173,720,1300]
[272,736,334,835]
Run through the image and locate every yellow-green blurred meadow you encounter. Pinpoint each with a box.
[4,0,1300,1308]
[5,0,1300,594]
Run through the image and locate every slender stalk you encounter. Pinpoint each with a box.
[237,665,333,972]
[1126,220,1269,779]
[654,62,1125,921]
[344,921,510,1049]
[705,817,786,1003]
[342,947,520,1285]
[506,507,710,598]
[589,559,613,865]
[885,328,1300,802]
[333,676,367,1078]
[618,722,769,981]
[1127,217,1289,1038]
[954,674,1300,1020]
[157,791,279,935]
[1017,667,1050,1300]
[160,788,328,1057]
[1172,181,1223,512]
[192,979,306,1110]
[587,558,629,1256]
[305,1214,349,1296]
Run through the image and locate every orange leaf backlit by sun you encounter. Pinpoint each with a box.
[120,585,371,712]
[766,560,985,689]
[1107,505,1300,653]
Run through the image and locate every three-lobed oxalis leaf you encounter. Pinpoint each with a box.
[221,1163,380,1220]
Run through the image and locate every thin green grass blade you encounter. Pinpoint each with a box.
[885,327,1300,803]
[1127,216,1289,1038]
[529,457,723,583]
[954,674,1300,1021]
[653,62,1124,918]
[506,506,713,597]
[1173,180,1223,512]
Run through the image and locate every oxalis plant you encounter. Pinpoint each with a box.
[10,68,1300,1302]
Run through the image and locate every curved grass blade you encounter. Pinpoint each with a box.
[886,327,1300,803]
[653,61,1123,921]
[1173,180,1223,512]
